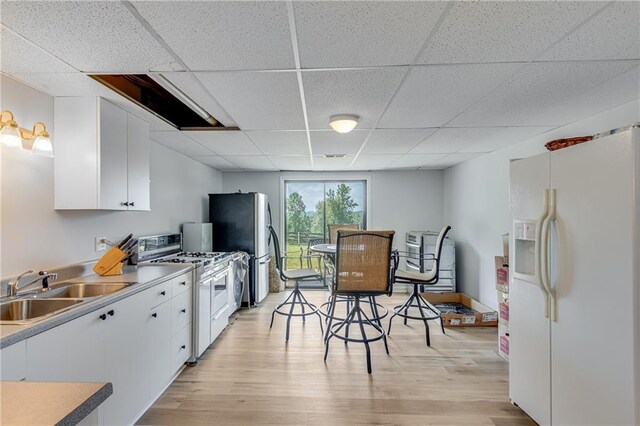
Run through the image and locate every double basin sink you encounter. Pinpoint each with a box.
[0,282,135,324]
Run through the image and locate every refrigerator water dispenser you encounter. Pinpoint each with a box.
[513,220,537,279]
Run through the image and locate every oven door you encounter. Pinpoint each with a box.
[211,267,230,318]
[197,274,212,357]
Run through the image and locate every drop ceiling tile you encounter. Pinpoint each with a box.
[312,155,355,171]
[362,128,437,154]
[351,155,401,170]
[150,131,214,156]
[450,61,637,127]
[458,127,554,153]
[131,1,294,70]
[294,1,447,68]
[539,2,640,61]
[196,71,304,130]
[412,127,553,154]
[420,153,484,169]
[269,155,312,171]
[0,26,76,74]
[162,73,236,126]
[184,131,261,156]
[0,1,180,72]
[192,156,238,171]
[388,154,447,169]
[246,131,309,156]
[379,63,522,128]
[310,130,368,156]
[537,65,640,125]
[417,1,604,65]
[303,68,405,130]
[222,155,277,171]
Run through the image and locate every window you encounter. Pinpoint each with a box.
[283,179,367,273]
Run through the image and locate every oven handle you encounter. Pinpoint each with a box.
[211,271,229,281]
[406,242,421,249]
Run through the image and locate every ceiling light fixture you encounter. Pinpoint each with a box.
[0,110,53,157]
[150,74,219,127]
[329,114,359,134]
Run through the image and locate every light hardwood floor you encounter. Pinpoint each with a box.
[138,291,534,426]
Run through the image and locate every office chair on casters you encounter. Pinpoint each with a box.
[388,225,451,347]
[268,225,324,341]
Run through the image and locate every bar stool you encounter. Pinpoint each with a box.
[388,226,451,347]
[324,230,396,374]
[268,225,324,341]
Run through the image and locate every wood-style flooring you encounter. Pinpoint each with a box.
[137,290,534,425]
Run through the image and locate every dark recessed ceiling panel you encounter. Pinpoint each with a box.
[89,74,236,131]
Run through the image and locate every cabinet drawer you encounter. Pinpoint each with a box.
[171,272,192,297]
[171,324,191,374]
[171,289,192,335]
[148,280,172,309]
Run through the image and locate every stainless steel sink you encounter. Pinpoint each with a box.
[0,298,85,324]
[38,283,132,299]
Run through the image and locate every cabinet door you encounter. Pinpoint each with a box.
[98,98,128,210]
[126,113,150,211]
[0,341,27,381]
[27,311,105,382]
[147,300,173,401]
[102,291,149,426]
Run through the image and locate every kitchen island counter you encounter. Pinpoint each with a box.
[0,381,112,425]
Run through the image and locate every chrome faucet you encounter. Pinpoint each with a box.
[7,270,58,297]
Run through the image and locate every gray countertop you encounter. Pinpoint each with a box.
[0,381,113,425]
[0,264,193,349]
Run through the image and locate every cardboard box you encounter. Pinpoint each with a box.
[498,323,510,361]
[497,291,509,326]
[422,292,498,327]
[495,256,509,293]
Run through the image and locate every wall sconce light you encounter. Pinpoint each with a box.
[0,110,53,157]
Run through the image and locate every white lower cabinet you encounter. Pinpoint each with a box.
[23,273,194,426]
[147,300,172,401]
[0,340,27,381]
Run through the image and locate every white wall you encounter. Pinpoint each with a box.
[0,75,222,276]
[444,99,640,309]
[222,170,444,250]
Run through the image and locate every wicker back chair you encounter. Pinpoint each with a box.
[324,230,396,374]
[327,223,360,244]
[268,225,324,341]
[388,225,452,347]
[333,230,395,294]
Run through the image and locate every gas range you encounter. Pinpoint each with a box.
[148,251,233,275]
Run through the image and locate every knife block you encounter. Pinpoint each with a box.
[94,247,125,276]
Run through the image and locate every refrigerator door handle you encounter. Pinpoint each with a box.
[259,257,271,265]
[540,189,557,321]
[535,188,551,318]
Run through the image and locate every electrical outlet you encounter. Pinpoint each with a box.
[95,237,107,252]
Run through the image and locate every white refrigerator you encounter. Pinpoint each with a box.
[509,125,639,426]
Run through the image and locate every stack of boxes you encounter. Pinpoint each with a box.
[496,234,509,361]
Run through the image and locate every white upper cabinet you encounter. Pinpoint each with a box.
[54,97,150,210]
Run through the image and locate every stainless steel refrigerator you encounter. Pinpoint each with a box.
[208,192,270,306]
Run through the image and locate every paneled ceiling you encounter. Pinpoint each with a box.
[1,1,638,172]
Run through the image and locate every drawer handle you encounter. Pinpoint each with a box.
[179,281,187,286]
[130,202,135,207]
[107,310,114,316]
[180,345,186,350]
[180,309,186,314]
[99,313,107,321]
[152,313,158,318]
[160,291,166,296]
